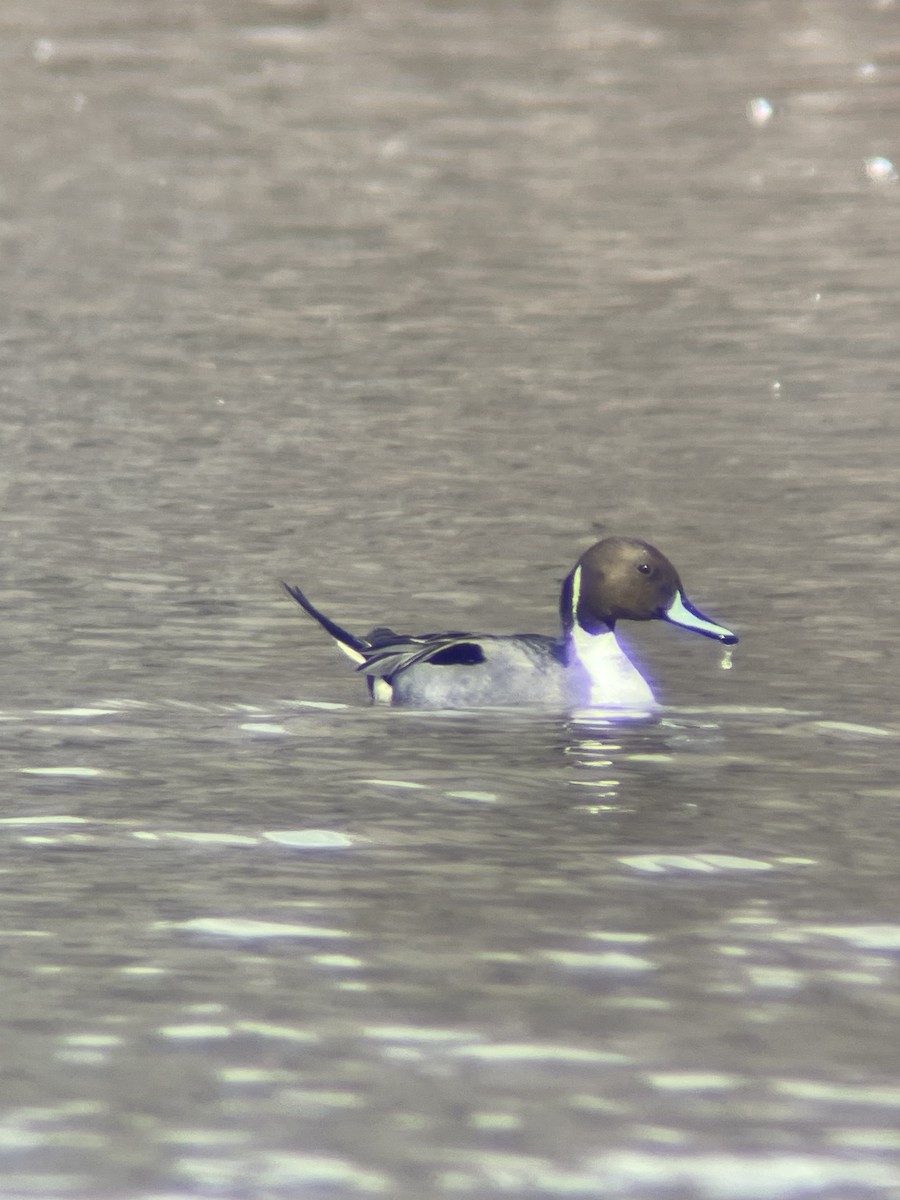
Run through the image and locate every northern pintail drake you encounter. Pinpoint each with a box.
[283,536,737,710]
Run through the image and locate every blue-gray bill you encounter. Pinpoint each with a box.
[664,592,738,644]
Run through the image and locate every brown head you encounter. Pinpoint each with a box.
[560,536,738,643]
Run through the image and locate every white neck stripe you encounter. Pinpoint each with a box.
[570,563,582,627]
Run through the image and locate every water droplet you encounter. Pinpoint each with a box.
[865,156,898,183]
[746,97,773,126]
[32,38,54,64]
[720,647,734,671]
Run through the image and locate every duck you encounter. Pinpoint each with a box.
[282,535,737,710]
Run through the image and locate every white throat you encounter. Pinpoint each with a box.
[568,565,656,709]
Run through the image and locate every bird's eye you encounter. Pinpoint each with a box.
[637,562,652,575]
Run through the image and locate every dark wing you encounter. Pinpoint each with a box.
[356,631,487,678]
[282,582,486,677]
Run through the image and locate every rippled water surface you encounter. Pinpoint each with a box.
[4,1,900,1197]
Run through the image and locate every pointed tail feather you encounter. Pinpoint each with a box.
[281,583,369,664]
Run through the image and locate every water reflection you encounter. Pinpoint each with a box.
[564,708,730,811]
[4,694,900,1198]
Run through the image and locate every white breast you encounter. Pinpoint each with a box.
[567,564,656,709]
[570,625,656,708]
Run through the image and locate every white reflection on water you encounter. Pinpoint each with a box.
[175,1150,389,1194]
[263,829,356,847]
[619,853,774,874]
[161,917,351,939]
[541,948,655,972]
[805,924,900,950]
[440,1151,900,1195]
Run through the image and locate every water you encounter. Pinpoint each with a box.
[3,0,900,1196]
